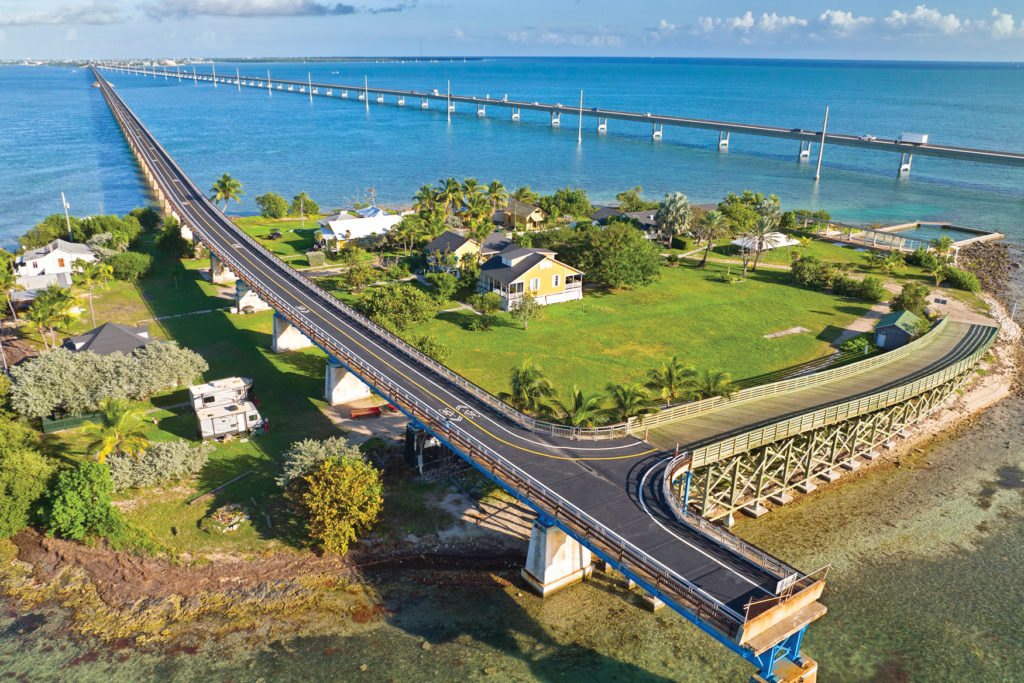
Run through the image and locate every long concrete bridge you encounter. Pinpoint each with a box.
[90,65,997,682]
[97,63,1024,179]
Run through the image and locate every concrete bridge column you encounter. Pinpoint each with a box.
[652,123,663,141]
[421,97,428,108]
[477,103,486,117]
[597,117,607,133]
[324,359,373,405]
[376,93,384,103]
[209,253,236,284]
[898,153,913,176]
[511,108,520,121]
[342,89,349,98]
[234,281,269,314]
[798,140,812,161]
[718,131,730,149]
[521,518,592,596]
[271,313,313,353]
[397,95,405,106]
[550,112,561,127]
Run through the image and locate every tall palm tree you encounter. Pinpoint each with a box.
[421,212,447,242]
[468,219,493,248]
[0,267,23,320]
[511,186,538,204]
[603,383,656,423]
[882,251,905,275]
[497,360,556,414]
[74,259,113,328]
[696,210,728,268]
[486,180,509,213]
[686,369,737,400]
[553,385,605,427]
[749,214,780,273]
[23,302,53,350]
[462,177,483,199]
[436,177,464,217]
[34,284,74,345]
[464,194,492,225]
[412,184,438,214]
[931,235,955,261]
[644,356,696,404]
[209,173,245,212]
[654,192,692,247]
[81,398,149,464]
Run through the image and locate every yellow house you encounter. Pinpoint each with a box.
[477,245,583,310]
[501,199,547,231]
[424,230,480,271]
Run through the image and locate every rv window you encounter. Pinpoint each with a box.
[248,413,259,421]
[203,396,216,404]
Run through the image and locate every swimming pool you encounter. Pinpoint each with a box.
[889,224,985,244]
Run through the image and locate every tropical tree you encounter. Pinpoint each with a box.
[0,267,23,320]
[208,173,245,212]
[798,235,813,254]
[695,210,728,268]
[436,177,464,216]
[644,356,696,404]
[749,214,781,273]
[882,251,905,275]
[33,284,74,344]
[74,259,113,328]
[497,360,556,414]
[654,192,692,247]
[686,369,737,400]
[931,235,955,261]
[511,186,540,204]
[864,250,886,271]
[509,291,543,330]
[464,194,493,226]
[603,383,655,423]
[553,385,605,427]
[412,184,438,214]
[80,398,149,464]
[462,177,483,200]
[23,303,54,350]
[486,180,509,212]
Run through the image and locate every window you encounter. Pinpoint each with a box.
[57,258,65,268]
[509,282,524,294]
[203,396,217,405]
[539,260,551,269]
[32,261,38,269]
[529,278,540,291]
[553,274,561,288]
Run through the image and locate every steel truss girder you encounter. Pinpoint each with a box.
[688,371,968,520]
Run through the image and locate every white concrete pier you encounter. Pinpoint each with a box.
[324,359,373,405]
[271,313,313,353]
[521,519,592,596]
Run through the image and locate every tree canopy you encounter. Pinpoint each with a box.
[576,223,661,289]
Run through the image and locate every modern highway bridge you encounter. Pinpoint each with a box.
[97,63,1024,179]
[90,66,998,681]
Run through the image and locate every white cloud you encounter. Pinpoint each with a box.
[648,18,677,40]
[507,27,623,48]
[728,11,755,31]
[819,9,873,35]
[718,11,807,33]
[695,16,719,33]
[451,27,464,39]
[142,0,357,19]
[885,5,962,35]
[0,1,123,26]
[989,8,1018,38]
[758,12,807,31]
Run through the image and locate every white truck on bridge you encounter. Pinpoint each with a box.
[898,132,929,145]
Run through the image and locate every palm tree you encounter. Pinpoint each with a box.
[0,267,24,320]
[696,210,728,268]
[864,250,886,271]
[644,356,696,404]
[686,369,737,400]
[421,212,447,242]
[749,214,780,273]
[74,259,113,328]
[512,186,538,204]
[655,192,692,247]
[927,262,949,286]
[209,173,245,212]
[882,251,905,275]
[81,398,149,464]
[464,194,492,225]
[23,302,53,350]
[436,177,464,216]
[462,177,483,199]
[34,284,74,344]
[553,385,605,427]
[497,360,556,414]
[603,383,655,423]
[412,184,438,214]
[468,219,493,248]
[798,235,813,254]
[486,180,509,213]
[931,235,955,261]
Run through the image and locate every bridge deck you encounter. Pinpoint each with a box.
[90,66,995,658]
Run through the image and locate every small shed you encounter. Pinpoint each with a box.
[873,311,924,350]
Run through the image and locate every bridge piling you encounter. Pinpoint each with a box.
[209,253,236,284]
[397,95,404,106]
[898,152,913,176]
[551,112,561,127]
[718,131,730,149]
[521,518,593,596]
[511,107,520,121]
[798,140,811,161]
[597,117,607,133]
[652,123,663,141]
[477,103,485,117]
[324,358,373,405]
[271,312,313,353]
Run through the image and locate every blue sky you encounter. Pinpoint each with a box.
[1,1,1022,60]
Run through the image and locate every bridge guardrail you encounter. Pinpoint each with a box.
[93,70,750,637]
[636,316,950,431]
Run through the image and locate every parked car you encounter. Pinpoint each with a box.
[859,134,877,141]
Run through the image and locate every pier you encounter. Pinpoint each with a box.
[97,63,1024,179]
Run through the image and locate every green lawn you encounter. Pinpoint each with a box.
[399,262,873,398]
[235,216,317,258]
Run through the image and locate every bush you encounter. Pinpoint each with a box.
[576,223,661,288]
[44,462,124,541]
[106,251,153,282]
[129,206,162,232]
[791,256,827,288]
[285,455,383,554]
[941,266,981,292]
[357,284,437,331]
[290,192,320,217]
[839,333,878,354]
[306,251,326,268]
[0,419,53,538]
[832,276,861,298]
[20,215,75,249]
[425,272,458,301]
[107,440,214,491]
[858,275,887,302]
[891,282,931,318]
[346,262,376,291]
[412,334,452,364]
[255,192,289,219]
[276,437,364,490]
[386,263,411,280]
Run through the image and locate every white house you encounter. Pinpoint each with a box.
[15,239,96,278]
[316,206,410,245]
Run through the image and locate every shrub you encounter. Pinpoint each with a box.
[858,275,887,302]
[106,251,153,282]
[467,315,491,331]
[107,440,214,491]
[128,206,162,232]
[412,334,452,364]
[0,419,53,538]
[577,223,661,288]
[832,276,861,298]
[941,266,981,292]
[276,437,364,490]
[890,282,931,318]
[255,192,289,219]
[839,333,878,354]
[425,272,458,301]
[357,284,437,331]
[346,262,376,291]
[290,192,320,217]
[306,251,326,268]
[286,455,383,554]
[44,462,124,541]
[791,256,825,288]
[467,291,502,316]
[386,262,411,280]
[156,216,190,256]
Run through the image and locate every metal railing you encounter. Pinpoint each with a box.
[636,316,950,430]
[94,70,749,637]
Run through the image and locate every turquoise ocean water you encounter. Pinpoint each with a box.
[2,58,1024,249]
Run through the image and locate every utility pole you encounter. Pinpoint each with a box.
[447,79,451,123]
[267,69,272,97]
[365,75,369,112]
[193,64,197,85]
[61,192,72,240]
[308,72,313,104]
[212,62,217,88]
[236,67,241,92]
[814,106,829,181]
[577,89,583,144]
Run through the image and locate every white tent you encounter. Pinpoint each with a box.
[730,232,799,251]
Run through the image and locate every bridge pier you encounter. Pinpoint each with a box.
[324,358,373,405]
[421,97,428,108]
[509,107,519,121]
[397,95,404,106]
[798,140,812,161]
[209,253,236,284]
[521,517,592,596]
[376,93,384,103]
[447,101,455,112]
[898,152,913,176]
[718,131,730,149]
[597,117,607,133]
[234,280,270,314]
[550,112,561,127]
[477,103,486,117]
[342,89,348,98]
[652,123,663,141]
[271,313,313,353]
